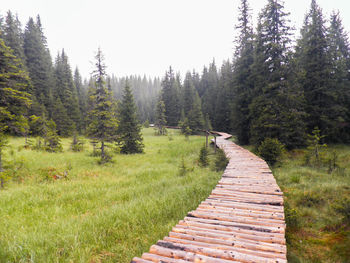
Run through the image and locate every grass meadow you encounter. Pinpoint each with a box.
[0,128,221,262]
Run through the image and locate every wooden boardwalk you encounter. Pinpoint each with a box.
[132,132,287,263]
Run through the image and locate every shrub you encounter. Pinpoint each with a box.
[198,144,209,167]
[334,198,350,224]
[71,134,85,152]
[257,138,284,166]
[214,148,229,172]
[178,157,188,176]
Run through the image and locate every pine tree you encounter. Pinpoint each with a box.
[87,48,118,163]
[249,0,306,148]
[215,60,233,132]
[182,72,204,134]
[74,67,87,132]
[201,60,219,128]
[0,32,31,179]
[3,11,26,63]
[325,11,350,142]
[155,98,167,135]
[52,50,80,135]
[161,67,181,126]
[23,16,54,116]
[0,32,31,132]
[198,144,209,167]
[118,82,144,154]
[231,0,254,144]
[295,0,332,140]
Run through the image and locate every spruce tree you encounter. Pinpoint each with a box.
[295,0,332,140]
[23,16,54,116]
[3,11,26,63]
[74,67,87,132]
[118,82,144,154]
[155,98,167,135]
[52,50,80,135]
[87,48,118,163]
[161,67,181,126]
[215,60,233,132]
[231,0,254,144]
[249,0,306,148]
[0,32,31,178]
[325,11,350,142]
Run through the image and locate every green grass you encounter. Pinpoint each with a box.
[0,128,221,262]
[272,145,350,263]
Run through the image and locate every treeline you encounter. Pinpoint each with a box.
[0,11,160,138]
[107,75,161,123]
[158,0,350,149]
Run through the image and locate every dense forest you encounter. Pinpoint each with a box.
[156,0,350,149]
[1,0,350,154]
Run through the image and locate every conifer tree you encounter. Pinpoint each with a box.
[3,11,26,63]
[155,98,167,135]
[0,32,31,177]
[161,67,181,126]
[325,11,350,142]
[215,60,233,132]
[231,0,255,144]
[295,0,331,140]
[74,67,87,132]
[249,0,306,148]
[87,48,118,163]
[118,82,144,154]
[52,50,80,135]
[201,60,219,128]
[23,16,54,116]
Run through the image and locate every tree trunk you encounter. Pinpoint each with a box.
[101,141,105,161]
[0,150,3,188]
[206,131,209,148]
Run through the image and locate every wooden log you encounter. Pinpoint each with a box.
[163,236,287,261]
[174,224,286,245]
[168,231,286,254]
[141,253,190,262]
[178,220,285,239]
[201,200,284,213]
[207,195,283,206]
[184,216,285,234]
[156,240,286,263]
[149,244,241,263]
[131,257,154,263]
[187,211,286,228]
[197,205,285,220]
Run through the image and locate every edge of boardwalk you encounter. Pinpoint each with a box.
[132,132,287,263]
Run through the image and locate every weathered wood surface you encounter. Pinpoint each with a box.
[132,132,287,262]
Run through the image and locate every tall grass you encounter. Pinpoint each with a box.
[0,128,221,262]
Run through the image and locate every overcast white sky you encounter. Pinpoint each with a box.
[2,0,350,78]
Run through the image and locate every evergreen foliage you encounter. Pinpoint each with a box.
[214,148,229,171]
[155,98,167,135]
[87,48,118,163]
[198,144,209,167]
[257,138,285,166]
[160,67,181,126]
[118,83,144,154]
[23,16,54,116]
[52,50,81,136]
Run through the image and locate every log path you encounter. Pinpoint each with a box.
[132,132,287,262]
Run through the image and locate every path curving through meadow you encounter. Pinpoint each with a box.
[132,132,287,262]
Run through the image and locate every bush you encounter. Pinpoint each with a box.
[214,148,229,172]
[257,138,284,166]
[198,144,209,167]
[334,198,350,224]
